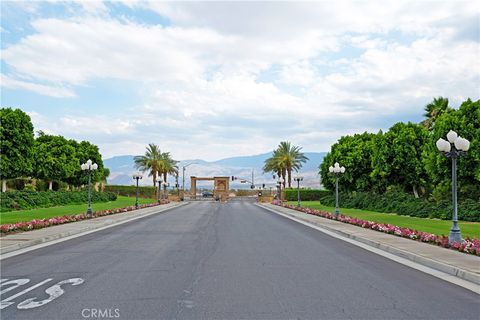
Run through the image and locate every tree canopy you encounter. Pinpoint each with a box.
[0,108,35,183]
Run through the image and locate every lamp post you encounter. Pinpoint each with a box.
[436,130,470,245]
[81,159,98,218]
[294,173,303,207]
[132,173,143,208]
[156,178,163,203]
[329,162,345,219]
[182,163,196,200]
[277,177,284,202]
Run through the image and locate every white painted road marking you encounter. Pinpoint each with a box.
[17,278,84,309]
[0,279,52,309]
[0,279,30,296]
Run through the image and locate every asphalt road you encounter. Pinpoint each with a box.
[1,201,478,320]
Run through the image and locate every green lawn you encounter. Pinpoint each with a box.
[0,196,157,224]
[288,201,480,239]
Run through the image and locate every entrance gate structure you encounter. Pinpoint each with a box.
[190,176,230,201]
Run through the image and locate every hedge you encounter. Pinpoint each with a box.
[317,191,480,222]
[285,189,331,201]
[104,185,157,198]
[0,191,117,212]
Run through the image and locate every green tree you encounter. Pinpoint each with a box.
[33,133,78,190]
[371,122,428,197]
[319,132,376,192]
[134,143,164,186]
[0,108,35,192]
[422,99,480,196]
[264,142,308,188]
[66,140,105,188]
[421,96,451,130]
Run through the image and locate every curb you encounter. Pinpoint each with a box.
[257,203,480,287]
[0,202,189,258]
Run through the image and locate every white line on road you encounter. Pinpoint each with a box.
[0,279,52,309]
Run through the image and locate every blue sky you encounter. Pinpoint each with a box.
[1,1,479,160]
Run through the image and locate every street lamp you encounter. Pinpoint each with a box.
[436,130,470,245]
[156,177,163,203]
[329,162,345,219]
[182,163,197,200]
[81,159,98,218]
[132,172,143,208]
[277,177,284,202]
[294,173,303,207]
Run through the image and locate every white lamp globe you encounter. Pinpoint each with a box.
[92,163,98,170]
[455,137,470,151]
[329,166,334,173]
[443,140,452,152]
[86,159,92,166]
[340,167,346,173]
[436,138,446,152]
[334,162,340,168]
[81,163,86,170]
[462,139,470,151]
[446,130,458,143]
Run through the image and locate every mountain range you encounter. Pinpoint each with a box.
[104,152,326,189]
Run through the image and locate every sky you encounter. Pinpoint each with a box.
[1,1,479,161]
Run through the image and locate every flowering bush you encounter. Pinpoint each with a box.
[0,201,169,235]
[275,203,480,256]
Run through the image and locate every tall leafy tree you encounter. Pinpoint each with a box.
[371,122,428,197]
[422,99,480,195]
[0,108,35,192]
[66,140,105,188]
[422,97,451,130]
[33,133,78,190]
[320,132,376,192]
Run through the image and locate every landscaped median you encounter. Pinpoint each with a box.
[273,201,480,256]
[0,200,170,235]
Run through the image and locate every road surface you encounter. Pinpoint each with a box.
[1,201,478,319]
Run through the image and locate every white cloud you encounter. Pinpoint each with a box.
[1,74,75,97]
[2,1,479,160]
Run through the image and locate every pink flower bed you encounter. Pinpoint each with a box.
[0,200,170,235]
[272,201,480,256]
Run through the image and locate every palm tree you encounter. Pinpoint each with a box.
[264,141,308,188]
[134,143,163,186]
[263,149,286,187]
[422,97,450,130]
[276,141,309,188]
[159,152,178,191]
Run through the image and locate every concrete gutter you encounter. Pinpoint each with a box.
[257,203,480,293]
[0,202,188,259]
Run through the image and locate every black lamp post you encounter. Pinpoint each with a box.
[294,173,303,207]
[329,162,345,219]
[81,159,98,218]
[436,130,470,245]
[132,173,143,208]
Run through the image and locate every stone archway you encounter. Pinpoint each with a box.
[190,176,230,201]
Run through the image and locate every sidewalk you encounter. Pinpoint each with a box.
[258,203,480,286]
[0,202,187,256]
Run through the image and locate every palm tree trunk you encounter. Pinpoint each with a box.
[287,168,292,188]
[48,180,53,190]
[152,171,157,187]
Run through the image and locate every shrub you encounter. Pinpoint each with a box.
[317,190,480,222]
[0,190,117,212]
[104,185,157,198]
[284,189,331,201]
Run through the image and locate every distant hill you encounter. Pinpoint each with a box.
[104,152,326,188]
